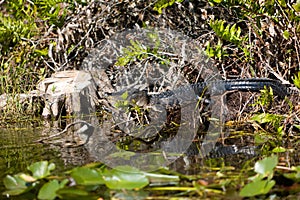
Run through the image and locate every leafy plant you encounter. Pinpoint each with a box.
[209,19,245,45]
[240,155,278,197]
[115,32,169,67]
[3,161,55,196]
[252,113,284,133]
[113,91,130,109]
[115,40,149,66]
[5,0,82,27]
[205,40,228,60]
[153,0,184,14]
[292,71,300,89]
[3,159,300,199]
[284,166,300,182]
[254,86,274,108]
[33,0,71,27]
[0,13,36,53]
[0,0,84,119]
[208,19,250,60]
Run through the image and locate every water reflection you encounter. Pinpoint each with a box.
[0,123,92,191]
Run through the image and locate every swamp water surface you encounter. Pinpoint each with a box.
[0,123,91,192]
[1,119,300,198]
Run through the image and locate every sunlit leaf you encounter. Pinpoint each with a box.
[293,0,300,12]
[240,179,275,197]
[144,173,180,184]
[277,125,285,136]
[3,174,29,196]
[38,180,60,200]
[283,30,290,39]
[19,173,36,182]
[272,146,286,153]
[254,155,278,176]
[251,113,282,124]
[28,161,55,179]
[292,72,300,89]
[153,0,184,14]
[103,166,149,189]
[71,167,104,185]
[121,91,128,100]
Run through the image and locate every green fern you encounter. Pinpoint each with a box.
[254,86,274,108]
[209,19,245,45]
[115,32,169,66]
[0,13,36,53]
[292,71,300,89]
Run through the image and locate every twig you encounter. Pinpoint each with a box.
[35,120,90,142]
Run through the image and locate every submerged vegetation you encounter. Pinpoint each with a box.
[1,0,300,199]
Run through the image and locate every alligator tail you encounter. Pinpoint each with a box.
[216,78,288,98]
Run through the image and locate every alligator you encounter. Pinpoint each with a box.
[111,78,294,158]
[126,78,288,108]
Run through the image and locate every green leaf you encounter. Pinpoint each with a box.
[292,72,300,89]
[283,30,290,40]
[34,48,48,56]
[277,125,285,136]
[2,174,35,196]
[240,179,275,197]
[71,167,104,185]
[56,188,89,197]
[212,0,222,3]
[294,124,300,130]
[272,146,286,153]
[28,161,55,179]
[144,173,180,183]
[254,133,270,145]
[284,166,300,182]
[293,0,300,12]
[251,113,282,124]
[3,175,26,190]
[103,166,149,189]
[153,0,183,14]
[38,180,60,200]
[254,155,278,176]
[121,91,129,100]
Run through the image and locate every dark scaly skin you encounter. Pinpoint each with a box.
[148,78,288,107]
[111,78,288,107]
[185,142,259,158]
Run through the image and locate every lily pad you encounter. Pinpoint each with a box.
[28,161,55,179]
[38,180,60,200]
[3,174,31,196]
[254,155,278,176]
[240,179,275,197]
[103,166,149,189]
[71,167,104,185]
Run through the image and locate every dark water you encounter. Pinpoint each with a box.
[0,124,86,193]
